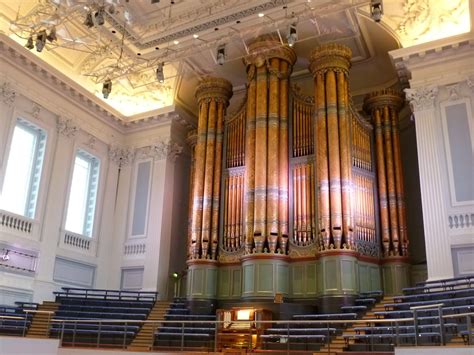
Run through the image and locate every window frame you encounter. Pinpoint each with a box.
[64,147,101,238]
[0,116,48,220]
[127,158,153,239]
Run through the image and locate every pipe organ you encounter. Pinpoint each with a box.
[187,35,410,304]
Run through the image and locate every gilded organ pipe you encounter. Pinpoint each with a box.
[364,89,407,257]
[189,77,232,260]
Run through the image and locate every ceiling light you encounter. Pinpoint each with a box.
[156,62,165,83]
[287,23,297,47]
[370,0,383,22]
[217,45,225,65]
[102,79,112,98]
[258,13,264,17]
[35,30,47,52]
[25,36,34,50]
[173,40,179,45]
[193,34,199,39]
[1,250,10,261]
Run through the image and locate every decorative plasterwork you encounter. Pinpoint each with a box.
[446,84,460,101]
[56,116,79,138]
[382,0,470,47]
[0,81,16,107]
[404,86,438,111]
[134,0,288,49]
[108,145,135,167]
[152,139,184,162]
[467,76,474,91]
[135,139,183,162]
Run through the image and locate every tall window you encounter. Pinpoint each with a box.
[0,119,47,218]
[65,150,100,237]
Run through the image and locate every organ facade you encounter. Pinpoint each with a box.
[186,35,410,307]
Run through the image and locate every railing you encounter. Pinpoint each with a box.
[123,241,146,256]
[55,287,158,301]
[60,230,97,256]
[2,311,472,353]
[0,210,37,238]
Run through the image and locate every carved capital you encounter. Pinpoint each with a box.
[363,89,404,114]
[56,117,79,138]
[404,86,438,111]
[445,83,460,101]
[108,145,135,167]
[195,77,233,105]
[152,139,183,162]
[186,130,198,149]
[308,43,352,76]
[0,81,16,107]
[466,75,474,91]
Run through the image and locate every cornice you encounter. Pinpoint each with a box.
[390,32,474,86]
[0,35,194,135]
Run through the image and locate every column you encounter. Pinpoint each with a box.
[405,86,454,280]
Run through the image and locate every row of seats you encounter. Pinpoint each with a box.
[344,277,474,351]
[51,287,155,346]
[0,303,35,336]
[261,290,383,352]
[154,299,216,350]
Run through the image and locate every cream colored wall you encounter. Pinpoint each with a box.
[391,32,474,281]
[0,54,191,302]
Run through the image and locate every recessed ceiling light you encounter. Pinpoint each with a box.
[215,27,219,31]
[193,34,199,39]
[173,40,179,45]
[137,52,141,56]
[155,47,159,50]
[111,30,116,34]
[236,20,241,24]
[258,13,264,17]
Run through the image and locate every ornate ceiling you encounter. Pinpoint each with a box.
[0,0,471,123]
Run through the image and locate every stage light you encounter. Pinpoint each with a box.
[370,0,383,22]
[102,79,112,98]
[35,30,47,52]
[287,23,297,47]
[217,45,225,65]
[95,7,105,26]
[84,11,94,27]
[156,62,165,83]
[47,27,57,42]
[25,36,34,50]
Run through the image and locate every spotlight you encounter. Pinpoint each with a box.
[156,62,165,83]
[94,7,105,26]
[217,45,225,65]
[287,23,297,47]
[84,11,94,27]
[47,27,57,42]
[35,30,47,52]
[0,250,9,261]
[102,79,112,98]
[370,0,383,22]
[25,36,34,50]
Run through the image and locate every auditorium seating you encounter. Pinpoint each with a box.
[0,302,36,336]
[344,276,474,351]
[261,291,382,352]
[50,288,157,347]
[154,299,216,350]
